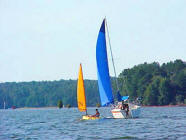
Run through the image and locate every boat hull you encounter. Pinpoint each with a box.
[130,105,141,118]
[82,115,100,120]
[111,109,126,118]
[111,105,141,119]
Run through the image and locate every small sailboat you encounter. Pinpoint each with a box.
[3,101,6,109]
[96,18,141,119]
[77,64,100,120]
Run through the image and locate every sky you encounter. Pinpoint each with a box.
[0,0,186,82]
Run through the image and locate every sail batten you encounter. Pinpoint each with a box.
[77,64,87,112]
[96,19,114,106]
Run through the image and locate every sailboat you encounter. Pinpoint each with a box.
[96,18,141,118]
[77,64,100,120]
[4,101,6,109]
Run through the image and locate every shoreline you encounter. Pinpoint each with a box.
[142,104,186,107]
[18,107,58,109]
[2,104,186,110]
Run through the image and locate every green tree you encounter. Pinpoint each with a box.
[143,84,158,105]
[143,78,160,105]
[57,100,63,109]
[176,95,184,104]
[158,78,170,105]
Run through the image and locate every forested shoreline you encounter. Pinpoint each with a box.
[0,59,185,109]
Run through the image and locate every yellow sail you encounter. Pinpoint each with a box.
[77,64,87,112]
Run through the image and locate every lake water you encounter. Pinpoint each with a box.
[0,107,185,140]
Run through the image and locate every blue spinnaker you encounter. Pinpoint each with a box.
[122,96,129,101]
[96,19,114,106]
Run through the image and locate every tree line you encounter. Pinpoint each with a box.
[118,59,186,105]
[0,79,100,109]
[0,59,185,109]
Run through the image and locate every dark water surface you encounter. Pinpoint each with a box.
[0,107,186,140]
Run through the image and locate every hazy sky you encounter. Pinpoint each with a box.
[0,0,186,82]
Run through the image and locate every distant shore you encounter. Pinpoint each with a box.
[18,107,58,109]
[12,104,186,109]
[142,104,186,107]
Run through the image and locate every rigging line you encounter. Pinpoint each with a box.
[105,18,119,92]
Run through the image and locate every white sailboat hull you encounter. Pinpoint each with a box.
[111,108,126,118]
[130,105,141,118]
[111,105,141,119]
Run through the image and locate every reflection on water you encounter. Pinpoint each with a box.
[0,107,186,140]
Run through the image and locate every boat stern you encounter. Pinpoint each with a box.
[111,108,126,119]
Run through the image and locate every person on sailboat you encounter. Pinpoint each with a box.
[121,100,125,110]
[91,109,100,117]
[120,100,129,117]
[125,104,129,117]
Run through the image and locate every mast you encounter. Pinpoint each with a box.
[105,18,120,92]
[4,101,5,109]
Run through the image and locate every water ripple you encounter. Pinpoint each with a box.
[0,107,186,140]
